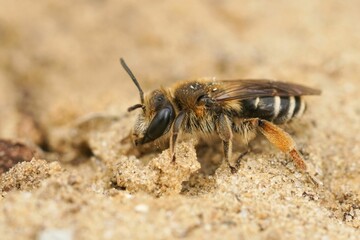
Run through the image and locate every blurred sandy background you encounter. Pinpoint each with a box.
[0,0,359,239]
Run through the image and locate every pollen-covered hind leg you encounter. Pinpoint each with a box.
[217,114,238,173]
[248,118,321,185]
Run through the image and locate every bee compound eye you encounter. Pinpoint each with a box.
[141,107,174,144]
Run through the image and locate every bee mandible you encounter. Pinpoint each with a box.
[120,58,321,183]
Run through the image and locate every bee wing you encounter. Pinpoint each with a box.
[213,79,321,101]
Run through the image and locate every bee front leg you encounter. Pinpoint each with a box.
[170,111,186,162]
[217,114,237,173]
[248,118,322,185]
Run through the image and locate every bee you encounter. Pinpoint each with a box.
[120,58,321,183]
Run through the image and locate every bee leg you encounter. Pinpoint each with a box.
[170,111,186,162]
[217,114,237,173]
[250,118,322,186]
[236,149,249,167]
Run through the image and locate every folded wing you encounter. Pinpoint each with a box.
[213,79,321,101]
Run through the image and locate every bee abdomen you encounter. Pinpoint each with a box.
[241,96,306,124]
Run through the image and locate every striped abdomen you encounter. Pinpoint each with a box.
[240,96,306,124]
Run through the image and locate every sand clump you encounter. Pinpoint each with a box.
[0,159,61,193]
[111,140,204,196]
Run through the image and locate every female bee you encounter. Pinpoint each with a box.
[120,58,321,182]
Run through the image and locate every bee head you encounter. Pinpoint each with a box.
[120,58,175,145]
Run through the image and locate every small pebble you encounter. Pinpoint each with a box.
[135,204,149,213]
[38,228,73,240]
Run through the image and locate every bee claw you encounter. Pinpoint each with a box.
[305,169,323,187]
[234,150,248,169]
[230,165,238,174]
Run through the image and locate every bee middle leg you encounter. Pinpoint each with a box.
[217,114,238,173]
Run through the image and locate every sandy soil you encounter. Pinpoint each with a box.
[0,0,359,239]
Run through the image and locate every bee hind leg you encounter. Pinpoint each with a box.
[248,118,322,186]
[217,114,238,173]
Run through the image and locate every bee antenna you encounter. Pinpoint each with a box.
[120,58,144,104]
[127,103,144,112]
